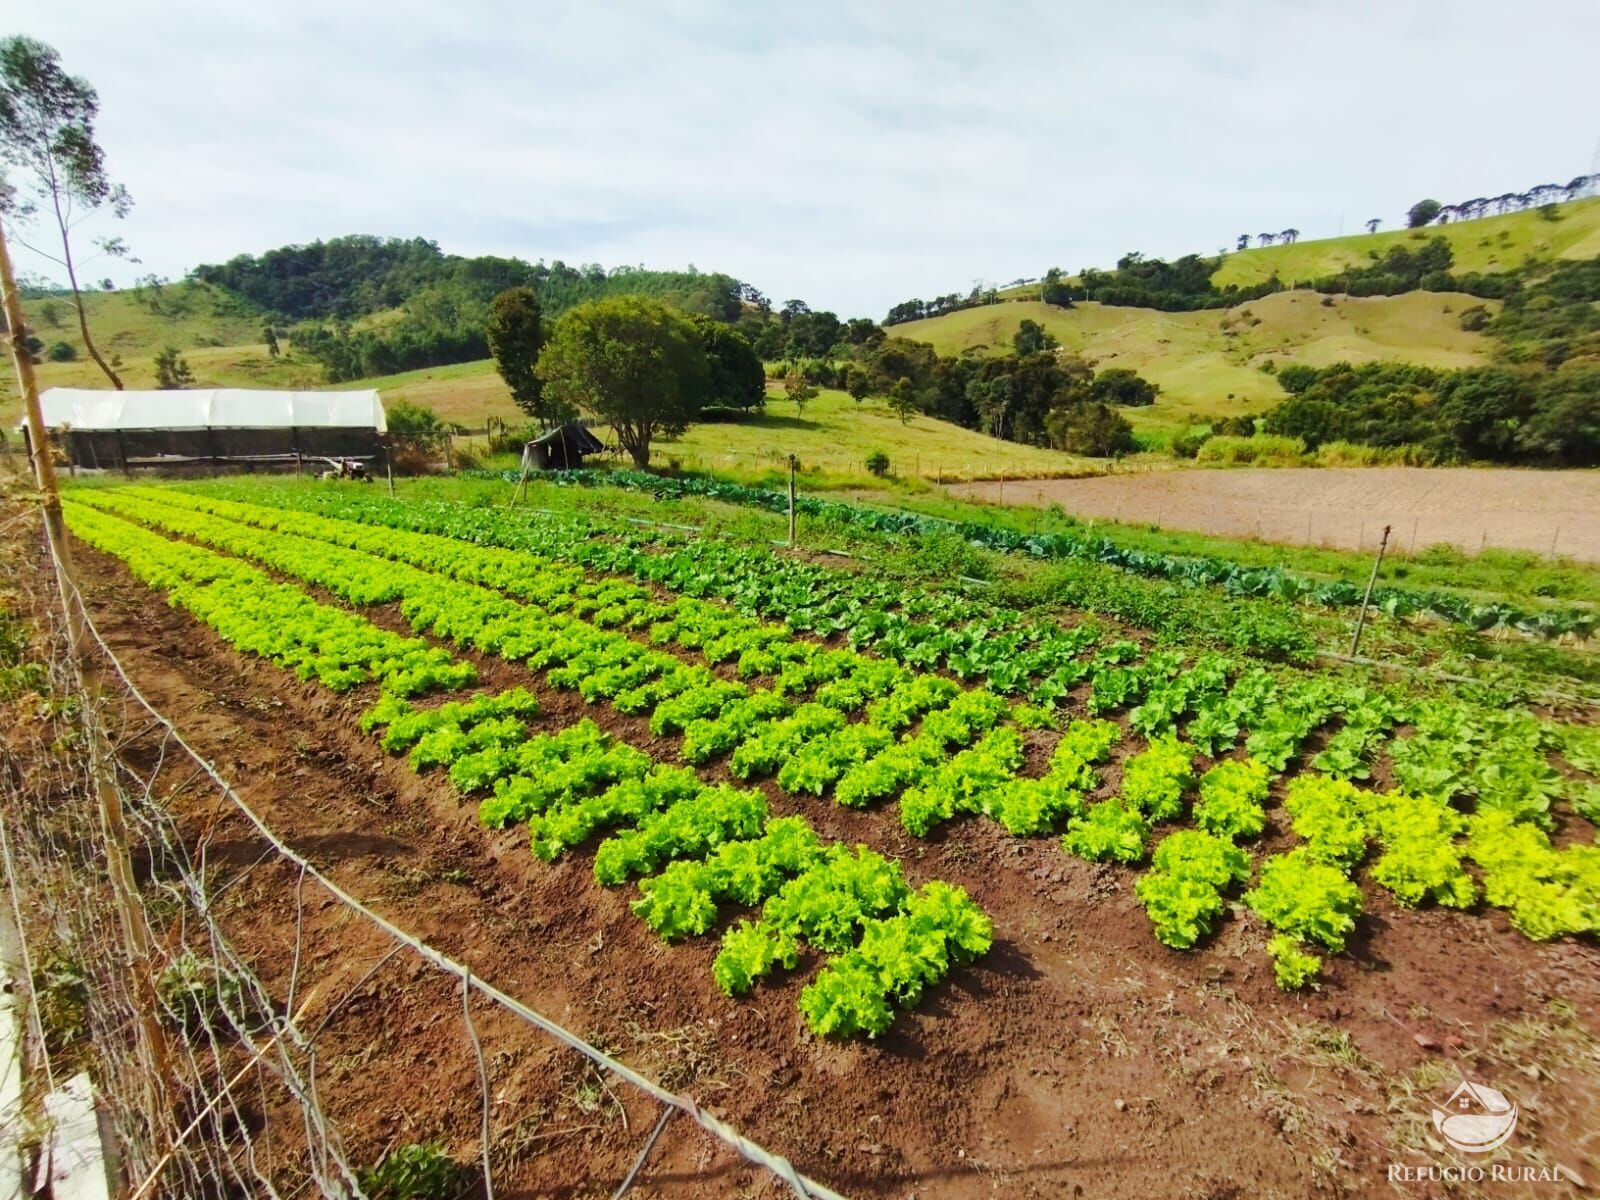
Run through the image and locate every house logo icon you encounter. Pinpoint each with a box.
[1432,1080,1518,1153]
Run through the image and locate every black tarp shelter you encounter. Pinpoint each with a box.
[522,421,606,471]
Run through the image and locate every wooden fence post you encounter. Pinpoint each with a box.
[787,454,798,548]
[0,216,175,1133]
[1349,524,1391,657]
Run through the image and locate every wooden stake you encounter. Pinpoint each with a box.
[0,218,174,1129]
[787,454,797,548]
[386,445,396,498]
[1349,524,1391,657]
[511,445,532,507]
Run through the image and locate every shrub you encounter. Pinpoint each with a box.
[1170,428,1211,459]
[1195,434,1304,465]
[32,952,88,1058]
[1275,364,1320,394]
[865,449,890,477]
[385,399,449,440]
[47,340,77,362]
[1312,441,1443,467]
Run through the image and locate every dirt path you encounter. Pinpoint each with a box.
[950,467,1600,561]
[51,532,1600,1199]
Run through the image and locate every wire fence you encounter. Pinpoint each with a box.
[1,499,847,1199]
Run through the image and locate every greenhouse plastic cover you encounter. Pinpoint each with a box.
[35,388,388,432]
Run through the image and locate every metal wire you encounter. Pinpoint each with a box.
[3,497,850,1199]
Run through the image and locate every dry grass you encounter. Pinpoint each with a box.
[888,290,1498,435]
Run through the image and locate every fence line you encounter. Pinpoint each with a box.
[10,506,849,1199]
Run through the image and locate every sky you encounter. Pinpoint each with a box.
[11,0,1600,318]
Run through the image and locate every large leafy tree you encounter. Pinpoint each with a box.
[486,286,553,421]
[1047,402,1134,456]
[1012,318,1058,357]
[690,315,764,412]
[0,36,132,388]
[536,296,707,468]
[1406,198,1442,228]
[1089,367,1159,407]
[1040,267,1073,308]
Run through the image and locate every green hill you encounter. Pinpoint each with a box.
[318,361,1098,481]
[3,283,330,412]
[16,282,265,361]
[1212,197,1600,289]
[13,314,1095,481]
[887,291,1497,434]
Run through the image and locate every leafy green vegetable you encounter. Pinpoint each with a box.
[1265,935,1322,990]
[1134,830,1250,948]
[1244,848,1363,952]
[1193,758,1271,839]
[1063,800,1150,864]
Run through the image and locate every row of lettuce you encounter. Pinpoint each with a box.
[63,499,993,1039]
[490,468,1597,640]
[165,482,1598,833]
[68,487,1600,997]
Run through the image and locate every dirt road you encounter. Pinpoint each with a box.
[950,466,1600,561]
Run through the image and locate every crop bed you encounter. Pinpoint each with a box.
[47,480,1600,1197]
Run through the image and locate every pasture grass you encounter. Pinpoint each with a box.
[885,290,1495,435]
[1211,196,1600,289]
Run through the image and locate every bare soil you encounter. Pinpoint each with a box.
[949,468,1600,562]
[46,533,1600,1199]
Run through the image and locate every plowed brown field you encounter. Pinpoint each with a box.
[951,467,1600,561]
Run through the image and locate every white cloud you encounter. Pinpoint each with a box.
[12,0,1600,316]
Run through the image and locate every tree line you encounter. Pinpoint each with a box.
[191,235,744,324]
[184,236,750,383]
[882,285,1002,326]
[769,317,1159,456]
[1402,175,1598,230]
[1256,257,1600,465]
[1261,360,1598,466]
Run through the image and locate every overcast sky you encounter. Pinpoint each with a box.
[12,0,1600,318]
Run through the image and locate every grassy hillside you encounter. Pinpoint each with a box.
[17,282,264,360]
[366,363,1096,480]
[662,386,1093,480]
[6,283,506,424]
[1212,196,1600,289]
[5,283,295,408]
[14,307,1093,481]
[888,291,1496,434]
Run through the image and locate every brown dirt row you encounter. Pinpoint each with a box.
[51,532,1600,1199]
[949,467,1600,562]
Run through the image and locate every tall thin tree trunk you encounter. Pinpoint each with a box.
[59,228,122,389]
[49,184,123,390]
